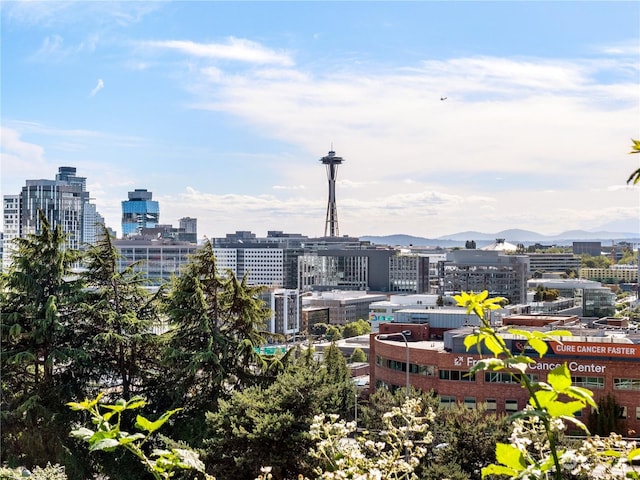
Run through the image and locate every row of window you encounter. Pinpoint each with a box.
[440,396,639,420]
[377,356,616,390]
[376,355,640,390]
[439,396,519,412]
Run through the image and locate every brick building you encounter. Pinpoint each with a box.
[370,317,640,434]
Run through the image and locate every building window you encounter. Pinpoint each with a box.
[416,365,435,376]
[619,406,628,419]
[485,372,538,384]
[484,399,497,411]
[439,369,475,382]
[440,395,456,409]
[614,378,640,390]
[572,376,604,389]
[464,397,476,409]
[636,407,640,421]
[506,400,518,412]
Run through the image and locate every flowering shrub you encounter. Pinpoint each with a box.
[306,398,434,480]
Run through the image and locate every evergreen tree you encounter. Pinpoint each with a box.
[350,347,367,363]
[427,403,510,480]
[204,347,355,480]
[76,229,163,401]
[67,229,166,479]
[0,212,85,470]
[160,240,272,443]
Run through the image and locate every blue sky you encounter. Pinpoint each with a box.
[2,1,639,240]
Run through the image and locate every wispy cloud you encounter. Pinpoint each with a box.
[31,33,99,62]
[3,1,160,28]
[142,38,294,66]
[90,79,105,97]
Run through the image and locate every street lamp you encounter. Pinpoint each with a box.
[376,330,412,397]
[377,330,413,463]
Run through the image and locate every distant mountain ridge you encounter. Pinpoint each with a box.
[360,229,640,248]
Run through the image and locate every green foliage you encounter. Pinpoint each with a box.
[358,387,438,432]
[68,394,211,480]
[454,290,597,480]
[349,347,367,363]
[204,352,355,480]
[533,286,560,302]
[309,322,329,337]
[325,325,342,341]
[342,319,370,338]
[77,230,164,401]
[429,403,510,480]
[618,248,638,265]
[308,398,434,480]
[160,239,272,443]
[0,212,86,470]
[588,394,624,436]
[0,464,68,480]
[580,253,612,269]
[420,462,470,480]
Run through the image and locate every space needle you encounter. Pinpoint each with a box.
[319,149,345,237]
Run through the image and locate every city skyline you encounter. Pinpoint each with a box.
[1,1,639,239]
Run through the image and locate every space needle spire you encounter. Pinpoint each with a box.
[319,148,345,237]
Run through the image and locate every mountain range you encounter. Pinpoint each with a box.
[360,229,640,248]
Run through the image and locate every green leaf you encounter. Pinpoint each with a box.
[495,443,526,471]
[545,400,585,417]
[504,356,533,373]
[531,390,557,411]
[464,334,480,352]
[482,464,519,478]
[543,329,572,338]
[135,408,182,434]
[560,415,590,433]
[90,438,120,452]
[603,449,622,458]
[484,335,505,356]
[69,427,95,441]
[471,358,505,373]
[125,396,147,411]
[118,433,146,445]
[565,385,597,408]
[67,393,104,411]
[528,337,548,357]
[546,364,571,392]
[507,329,533,340]
[628,448,640,463]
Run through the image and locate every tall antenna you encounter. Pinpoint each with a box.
[319,149,345,237]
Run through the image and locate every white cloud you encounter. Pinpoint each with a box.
[90,79,104,97]
[143,38,294,66]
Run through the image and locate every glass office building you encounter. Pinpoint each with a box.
[121,189,159,237]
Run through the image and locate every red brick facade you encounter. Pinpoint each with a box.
[370,325,640,436]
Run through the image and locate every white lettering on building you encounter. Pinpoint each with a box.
[461,356,606,373]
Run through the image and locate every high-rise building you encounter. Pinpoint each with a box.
[2,167,101,270]
[438,249,530,305]
[179,217,197,243]
[121,189,159,237]
[2,195,20,271]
